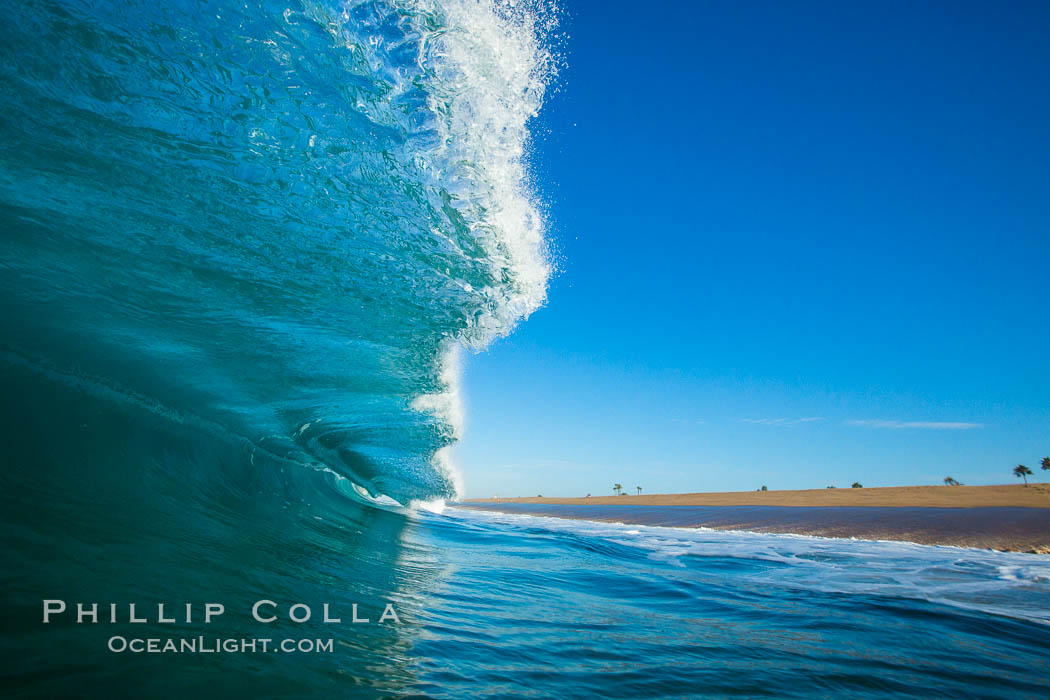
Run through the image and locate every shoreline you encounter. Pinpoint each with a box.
[455,503,1050,553]
[462,483,1050,509]
[457,485,1050,553]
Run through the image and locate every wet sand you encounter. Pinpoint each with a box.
[464,483,1050,508]
[459,484,1050,552]
[457,503,1050,552]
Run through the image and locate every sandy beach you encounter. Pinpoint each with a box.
[464,483,1050,508]
[460,484,1050,552]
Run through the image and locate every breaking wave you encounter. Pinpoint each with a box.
[0,0,559,502]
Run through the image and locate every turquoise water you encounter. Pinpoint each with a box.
[3,370,1050,698]
[0,0,555,504]
[3,0,1050,697]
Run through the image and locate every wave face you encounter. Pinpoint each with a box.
[6,5,1050,698]
[0,0,555,502]
[0,3,557,692]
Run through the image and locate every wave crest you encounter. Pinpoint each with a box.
[0,0,558,501]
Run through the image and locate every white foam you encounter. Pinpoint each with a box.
[424,0,558,345]
[411,498,448,514]
[411,342,466,495]
[450,507,1050,625]
[405,1,560,497]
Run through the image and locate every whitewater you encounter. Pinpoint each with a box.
[2,0,1050,697]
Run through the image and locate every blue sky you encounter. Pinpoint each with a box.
[453,0,1050,498]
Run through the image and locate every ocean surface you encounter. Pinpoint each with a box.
[2,0,1050,697]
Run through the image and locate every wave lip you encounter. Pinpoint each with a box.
[0,0,558,502]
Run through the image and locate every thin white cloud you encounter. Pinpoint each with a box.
[738,417,824,426]
[845,419,984,430]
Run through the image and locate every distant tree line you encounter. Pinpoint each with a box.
[605,457,1047,497]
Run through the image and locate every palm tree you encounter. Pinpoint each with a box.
[1042,456,1049,472]
[1014,464,1032,485]
[943,477,960,486]
[852,482,863,488]
[636,486,642,495]
[613,483,622,496]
